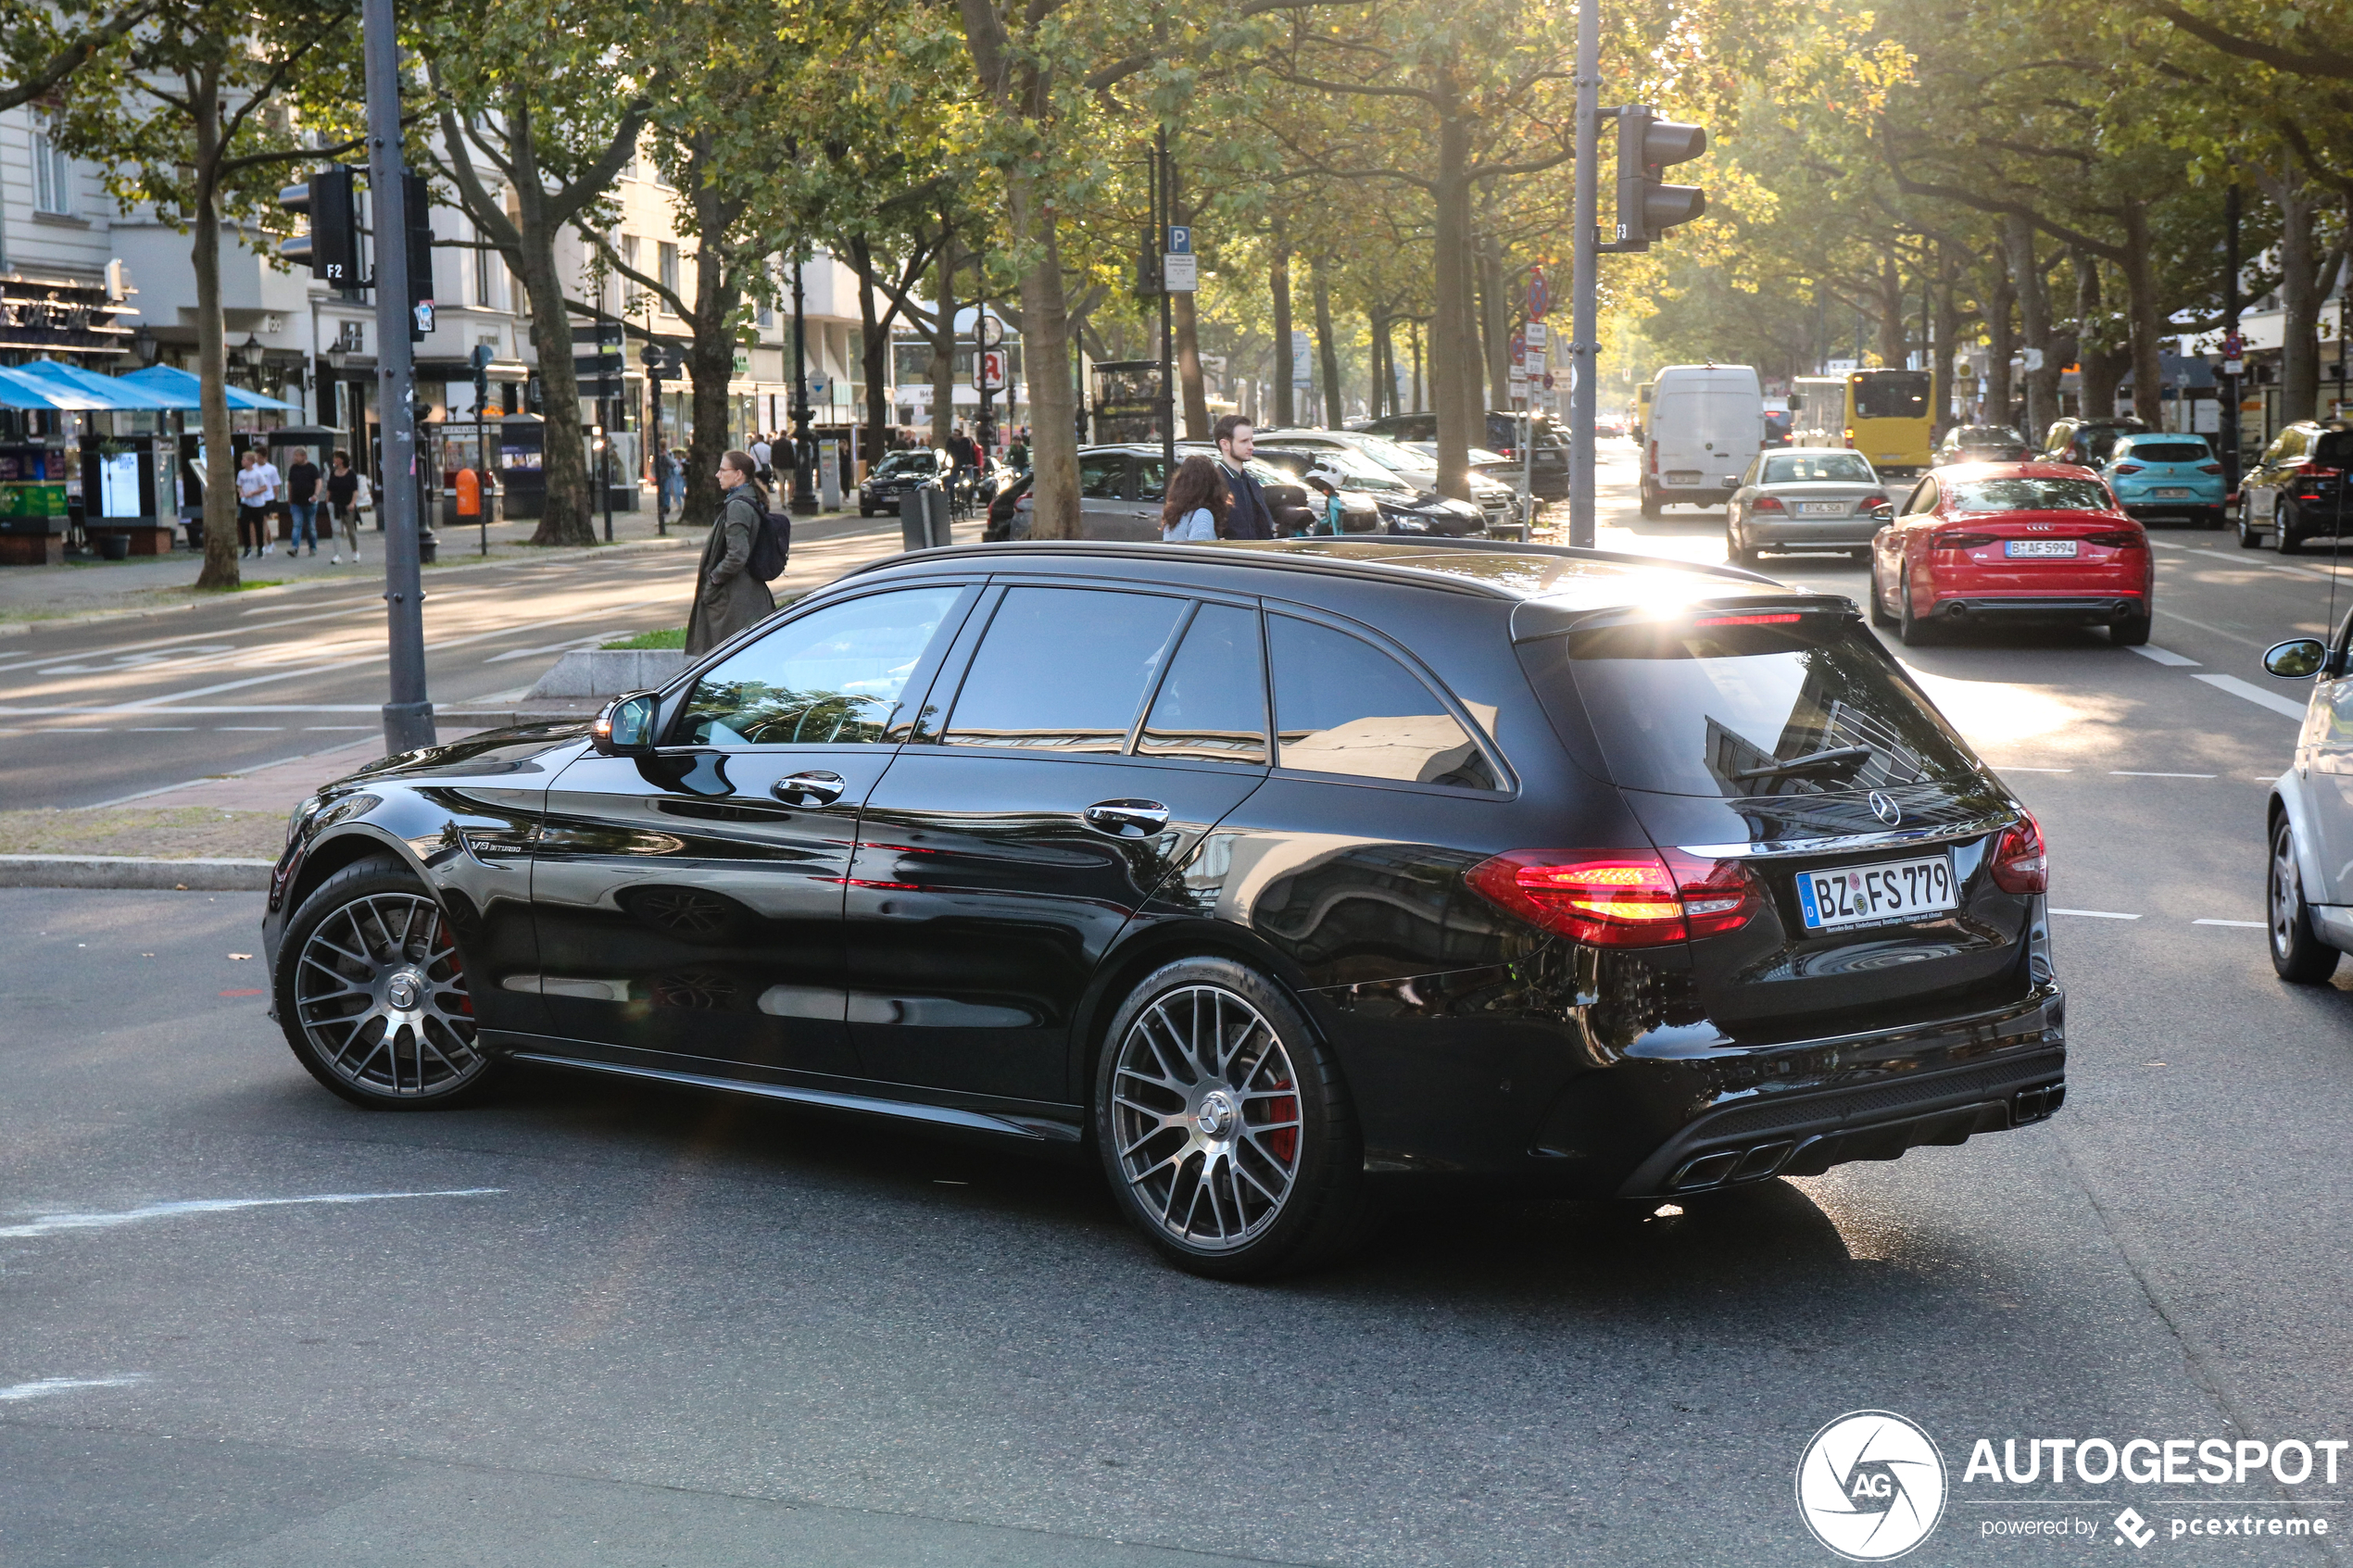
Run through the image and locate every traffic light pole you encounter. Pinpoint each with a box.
[1567,0,1601,550]
[363,0,431,754]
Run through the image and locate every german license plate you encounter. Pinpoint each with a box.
[1665,470,1702,485]
[2004,538,2078,558]
[1796,855,1959,931]
[2152,487,2193,498]
[1796,501,1848,515]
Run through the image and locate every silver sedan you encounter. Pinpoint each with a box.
[1725,448,1894,565]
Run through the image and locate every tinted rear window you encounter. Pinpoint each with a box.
[2123,442,2209,463]
[1762,453,1875,484]
[1949,476,2109,513]
[1854,372,1930,420]
[2316,432,2353,467]
[1954,427,2019,444]
[1552,617,1983,800]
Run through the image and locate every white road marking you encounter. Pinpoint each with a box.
[2111,770,2216,778]
[0,1375,144,1402]
[2192,672,2310,721]
[2052,909,2142,920]
[2195,919,2266,928]
[2127,644,2201,667]
[2001,766,2074,772]
[0,1188,505,1240]
[216,725,284,731]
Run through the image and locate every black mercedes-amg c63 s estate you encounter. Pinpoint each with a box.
[265,537,2064,1277]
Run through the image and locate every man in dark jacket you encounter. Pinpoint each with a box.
[1213,415,1273,539]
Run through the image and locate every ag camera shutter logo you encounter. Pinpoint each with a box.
[1796,1410,1947,1561]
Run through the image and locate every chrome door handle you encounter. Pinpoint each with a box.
[772,770,846,807]
[1082,799,1170,838]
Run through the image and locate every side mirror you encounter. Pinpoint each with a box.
[590,690,660,755]
[2264,639,2330,680]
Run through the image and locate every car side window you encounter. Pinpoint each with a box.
[1079,454,1127,500]
[942,586,1187,753]
[1138,604,1268,766]
[1904,478,1939,515]
[678,585,965,746]
[1267,614,1499,790]
[1136,457,1168,503]
[1739,458,1760,487]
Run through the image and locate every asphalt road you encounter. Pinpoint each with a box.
[7,452,2353,1565]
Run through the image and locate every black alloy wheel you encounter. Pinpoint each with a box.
[1897,567,1937,646]
[2237,495,2263,548]
[1093,957,1373,1280]
[273,855,495,1110]
[2270,816,2341,983]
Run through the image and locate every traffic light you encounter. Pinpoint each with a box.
[278,168,360,288]
[1615,106,1707,249]
[404,172,434,340]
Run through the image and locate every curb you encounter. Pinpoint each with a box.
[0,854,273,891]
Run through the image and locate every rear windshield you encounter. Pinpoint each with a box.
[2316,432,2353,467]
[1949,477,2109,513]
[2122,441,2209,463]
[1953,427,2020,445]
[1552,617,1984,800]
[1762,453,1876,484]
[1854,372,1930,420]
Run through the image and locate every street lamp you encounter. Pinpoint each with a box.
[130,326,158,365]
[789,256,817,516]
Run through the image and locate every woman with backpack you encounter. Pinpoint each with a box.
[686,449,777,655]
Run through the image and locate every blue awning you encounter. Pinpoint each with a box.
[0,365,114,409]
[8,358,188,409]
[119,363,305,412]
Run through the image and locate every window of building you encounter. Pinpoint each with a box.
[31,122,72,215]
[658,243,680,313]
[621,236,642,314]
[472,224,502,310]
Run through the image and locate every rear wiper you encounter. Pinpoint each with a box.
[1735,745,1874,782]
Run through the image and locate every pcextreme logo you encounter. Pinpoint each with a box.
[1796,1410,1950,1562]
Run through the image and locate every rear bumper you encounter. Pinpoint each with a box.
[1751,518,1881,545]
[1933,595,2144,623]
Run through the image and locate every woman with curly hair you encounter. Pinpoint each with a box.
[1160,453,1230,542]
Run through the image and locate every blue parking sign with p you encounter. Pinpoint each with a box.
[1167,226,1191,256]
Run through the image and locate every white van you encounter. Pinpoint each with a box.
[1641,364,1766,517]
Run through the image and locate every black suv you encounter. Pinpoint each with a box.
[1357,412,1569,499]
[858,448,948,517]
[2235,421,2353,554]
[266,538,2064,1278]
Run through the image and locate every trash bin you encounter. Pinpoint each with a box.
[98,533,131,560]
[900,484,950,551]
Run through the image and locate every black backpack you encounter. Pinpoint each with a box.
[744,494,791,583]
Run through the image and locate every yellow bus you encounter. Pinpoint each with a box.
[1790,369,1933,475]
[1632,379,1655,445]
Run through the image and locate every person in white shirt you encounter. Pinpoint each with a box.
[235,451,281,558]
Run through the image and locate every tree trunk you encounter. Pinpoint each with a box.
[1479,236,1510,410]
[2007,214,2061,440]
[930,217,958,447]
[1983,255,2017,427]
[1931,248,1958,440]
[190,69,237,590]
[2119,200,2166,427]
[1173,288,1208,438]
[1370,312,1391,418]
[2261,167,2324,426]
[2074,250,2126,422]
[496,93,593,547]
[849,233,895,469]
[1007,168,1077,538]
[1876,256,1907,369]
[1311,255,1341,427]
[1411,319,1423,411]
[680,253,740,531]
[1269,223,1293,429]
[1430,107,1473,498]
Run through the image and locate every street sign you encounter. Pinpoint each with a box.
[974,348,1008,392]
[1166,225,1191,256]
[1163,253,1198,293]
[2022,347,2045,371]
[1509,329,1527,368]
[2222,332,2245,358]
[2222,358,2246,376]
[412,300,434,336]
[1525,320,1548,354]
[1527,264,1549,320]
[1290,331,1313,388]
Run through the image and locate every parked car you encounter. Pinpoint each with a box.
[2098,433,2225,530]
[1254,443,1485,535]
[1403,442,1541,524]
[1009,445,1317,540]
[1258,427,1516,530]
[2262,627,2353,981]
[1869,463,2150,646]
[1725,448,1893,564]
[2234,421,2353,554]
[858,448,950,517]
[1357,410,1569,499]
[1933,425,2032,467]
[2039,417,2147,470]
[984,468,1032,540]
[1642,364,1767,517]
[265,535,2064,1277]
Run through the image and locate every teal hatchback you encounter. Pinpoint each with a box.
[2097,433,2226,528]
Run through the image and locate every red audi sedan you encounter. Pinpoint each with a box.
[1868,462,2151,646]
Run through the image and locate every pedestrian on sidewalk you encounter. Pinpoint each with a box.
[1160,454,1228,541]
[1211,415,1273,540]
[284,447,321,557]
[685,449,776,656]
[325,451,362,564]
[235,450,278,558]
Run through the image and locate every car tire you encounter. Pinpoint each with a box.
[1640,486,1662,520]
[1093,957,1374,1280]
[2237,497,2263,548]
[272,854,497,1110]
[2278,503,2304,554]
[2110,608,2152,646]
[1869,564,1896,626]
[1726,521,1757,566]
[1897,569,1938,646]
[858,504,874,517]
[2270,816,2340,984]
[2202,507,2226,531]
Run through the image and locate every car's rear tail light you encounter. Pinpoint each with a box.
[1692,611,1804,625]
[1861,494,1892,511]
[2112,462,2145,474]
[1843,429,1856,447]
[1752,495,1786,512]
[1988,813,2048,895]
[2084,529,2145,547]
[2309,466,2344,478]
[1466,849,1763,947]
[2200,463,2224,474]
[1933,532,1996,550]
